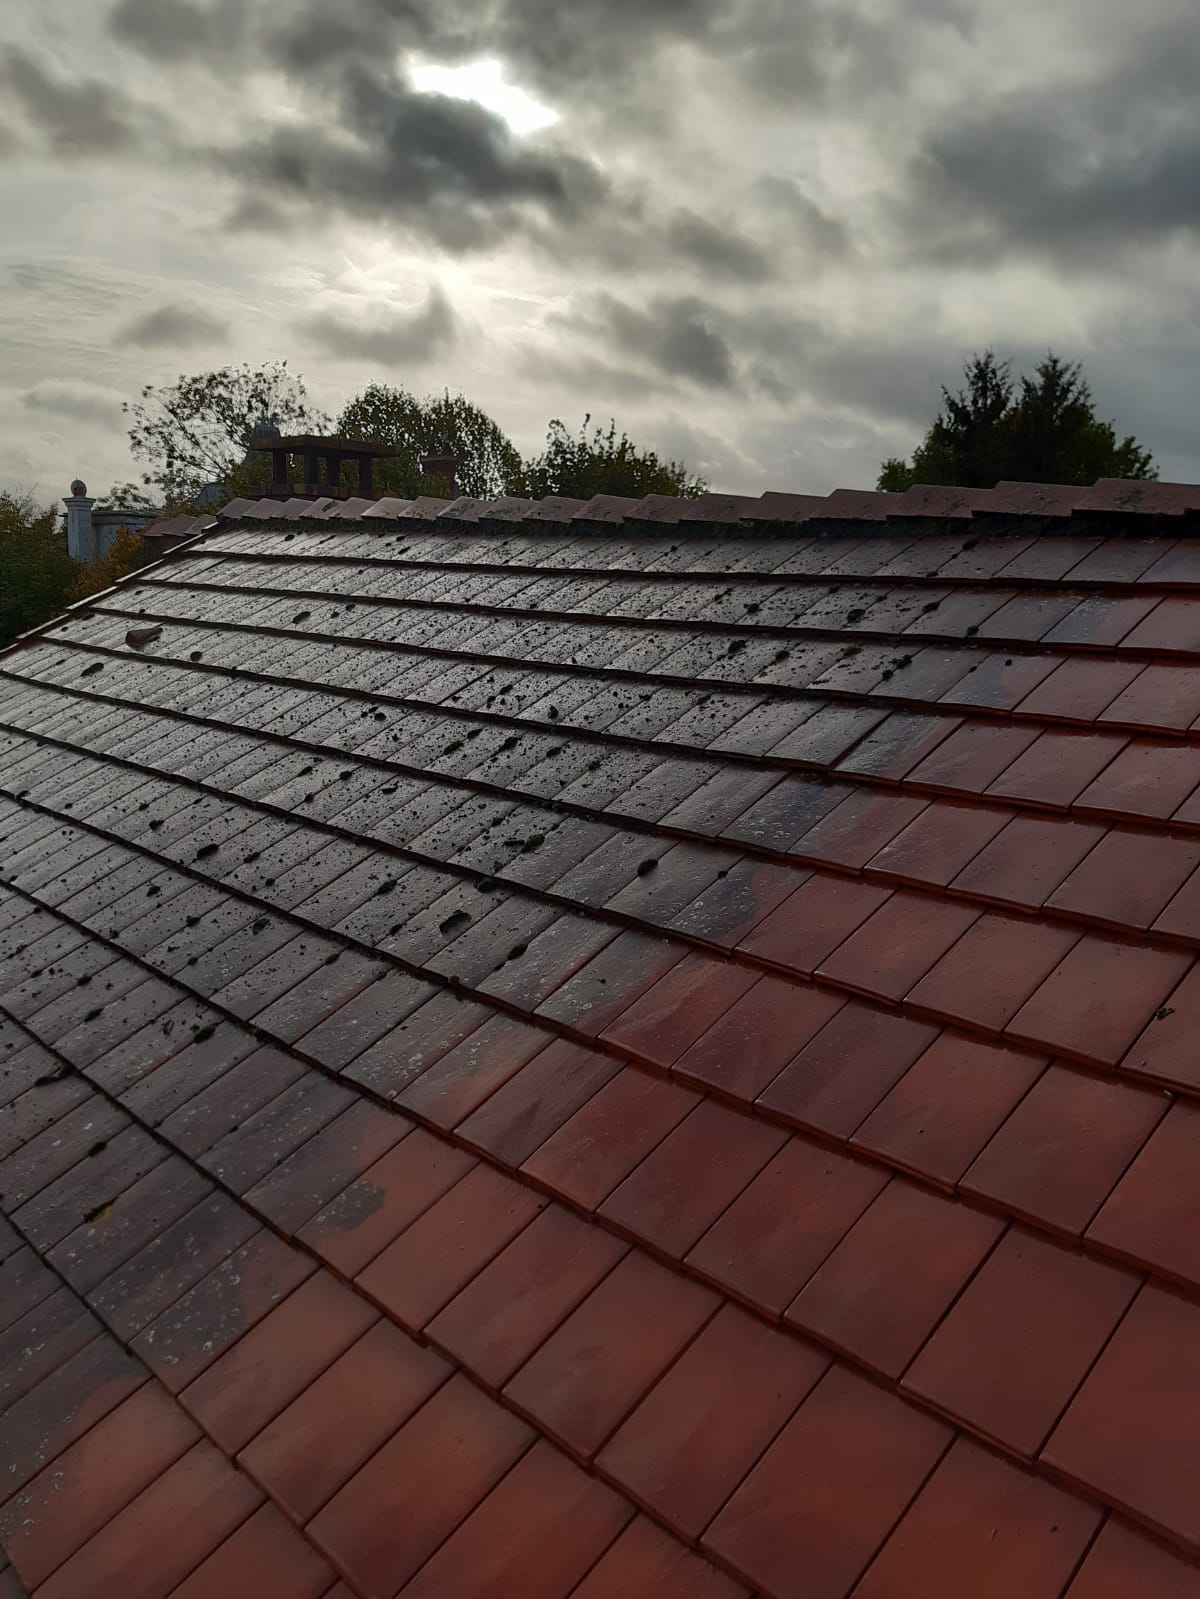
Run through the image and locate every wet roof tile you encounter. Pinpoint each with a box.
[7,490,1200,1594]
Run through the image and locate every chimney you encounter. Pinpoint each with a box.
[420,440,458,499]
[64,478,98,563]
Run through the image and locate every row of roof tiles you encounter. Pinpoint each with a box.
[207,477,1200,534]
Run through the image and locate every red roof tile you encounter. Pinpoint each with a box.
[962,1063,1168,1236]
[238,1321,450,1525]
[36,1440,263,1599]
[5,486,1200,1594]
[502,1250,717,1459]
[396,1438,632,1598]
[573,1515,750,1597]
[687,1135,887,1314]
[852,1034,1047,1187]
[307,1374,531,1593]
[0,1382,197,1589]
[1043,1285,1200,1548]
[1066,1518,1200,1598]
[425,1203,627,1387]
[902,1228,1139,1457]
[705,1365,951,1598]
[854,1436,1102,1599]
[597,1302,828,1536]
[788,1179,1003,1378]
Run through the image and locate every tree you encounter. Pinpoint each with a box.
[1005,354,1156,485]
[116,360,330,510]
[68,526,148,604]
[0,490,75,648]
[878,350,1156,490]
[521,416,707,501]
[337,384,522,499]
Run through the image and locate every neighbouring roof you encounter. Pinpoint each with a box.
[4,481,1200,1595]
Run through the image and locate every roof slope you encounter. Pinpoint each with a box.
[4,502,1200,1595]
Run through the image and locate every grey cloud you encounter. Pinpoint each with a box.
[108,0,613,254]
[0,47,136,154]
[100,0,870,268]
[914,109,1200,263]
[20,0,1193,507]
[665,211,774,282]
[300,286,459,365]
[727,309,977,427]
[265,1,450,76]
[901,12,1200,264]
[222,195,302,235]
[222,68,609,252]
[756,178,852,263]
[704,0,974,107]
[108,0,719,90]
[108,0,249,62]
[579,293,738,388]
[276,0,720,93]
[462,0,722,93]
[117,302,231,349]
[556,288,986,430]
[22,379,126,427]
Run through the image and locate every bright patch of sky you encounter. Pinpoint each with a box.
[407,57,560,136]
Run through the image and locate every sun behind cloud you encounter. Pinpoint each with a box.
[407,57,561,137]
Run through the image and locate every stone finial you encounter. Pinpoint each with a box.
[70,478,87,498]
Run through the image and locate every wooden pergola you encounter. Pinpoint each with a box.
[268,436,457,500]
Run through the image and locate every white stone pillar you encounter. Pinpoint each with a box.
[64,479,97,563]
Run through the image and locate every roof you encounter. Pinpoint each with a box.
[4,480,1200,1596]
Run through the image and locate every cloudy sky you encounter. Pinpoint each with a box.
[3,0,1199,505]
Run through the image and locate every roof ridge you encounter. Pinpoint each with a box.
[217,478,1200,537]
